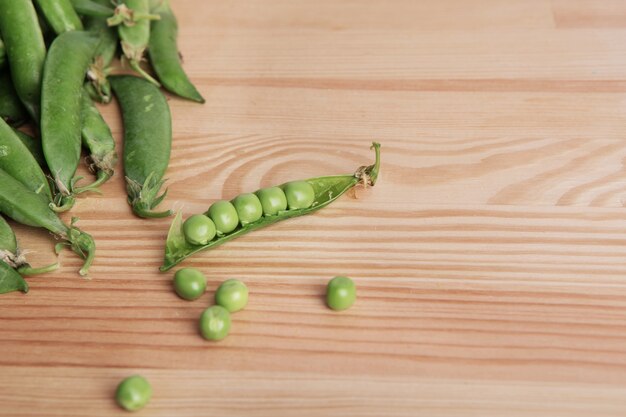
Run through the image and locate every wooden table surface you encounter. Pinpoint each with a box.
[3,0,626,415]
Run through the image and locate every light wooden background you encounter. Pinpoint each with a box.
[3,0,626,415]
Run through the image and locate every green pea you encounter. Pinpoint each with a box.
[199,305,231,341]
[283,181,315,210]
[231,193,262,225]
[215,279,248,313]
[183,214,216,245]
[115,375,152,412]
[173,268,206,301]
[207,200,238,234]
[326,276,356,311]
[255,186,287,216]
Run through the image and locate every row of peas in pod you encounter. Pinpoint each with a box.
[183,181,316,246]
[0,0,203,294]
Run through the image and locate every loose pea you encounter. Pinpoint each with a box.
[115,375,152,412]
[215,279,248,313]
[326,276,356,311]
[231,193,262,225]
[183,214,216,245]
[255,186,287,216]
[283,181,315,210]
[173,268,206,301]
[207,200,238,234]
[199,305,231,341]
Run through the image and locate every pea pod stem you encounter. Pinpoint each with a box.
[85,13,119,103]
[0,214,59,286]
[74,171,111,193]
[107,3,160,27]
[18,261,59,276]
[108,1,161,86]
[50,195,76,213]
[0,168,95,276]
[161,143,381,271]
[126,58,161,87]
[126,173,172,218]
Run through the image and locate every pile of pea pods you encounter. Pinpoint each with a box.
[0,0,203,294]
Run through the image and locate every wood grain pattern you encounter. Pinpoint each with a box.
[3,0,626,415]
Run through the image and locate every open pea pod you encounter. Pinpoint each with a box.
[161,143,381,271]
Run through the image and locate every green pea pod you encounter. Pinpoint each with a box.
[0,0,47,121]
[108,0,161,86]
[34,0,83,34]
[70,0,115,17]
[0,118,52,201]
[41,30,99,212]
[0,37,5,70]
[0,168,95,276]
[80,91,118,187]
[0,70,28,127]
[0,260,28,294]
[161,143,381,271]
[109,75,172,218]
[0,215,59,277]
[148,0,204,103]
[85,15,119,104]
[0,216,17,254]
[11,128,46,169]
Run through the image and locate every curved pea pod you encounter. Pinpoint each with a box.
[70,0,115,18]
[11,128,46,169]
[41,30,99,212]
[0,70,28,127]
[109,75,172,218]
[0,168,95,276]
[85,12,119,104]
[161,143,381,271]
[80,91,118,188]
[108,0,161,86]
[0,0,47,121]
[34,0,83,34]
[0,215,58,278]
[148,0,204,103]
[0,118,52,201]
